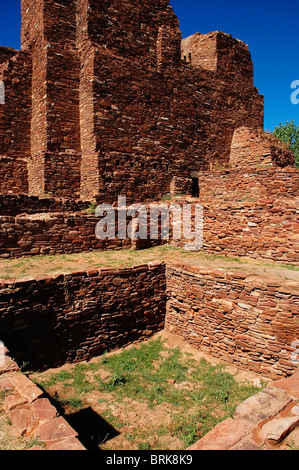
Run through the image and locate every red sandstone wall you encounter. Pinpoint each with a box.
[0,168,298,263]
[0,263,166,370]
[0,158,28,195]
[0,51,31,194]
[230,127,295,168]
[0,262,297,380]
[0,195,89,216]
[170,169,299,265]
[0,0,290,200]
[196,168,299,201]
[166,263,299,379]
[22,0,81,198]
[0,213,130,258]
[0,47,18,65]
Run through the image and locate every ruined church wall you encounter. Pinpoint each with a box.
[0,51,31,194]
[0,52,32,158]
[1,0,269,199]
[0,263,166,370]
[171,169,299,265]
[0,261,297,380]
[165,263,299,379]
[0,168,298,262]
[230,127,295,168]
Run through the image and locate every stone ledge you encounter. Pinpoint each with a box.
[0,345,85,451]
[188,370,299,450]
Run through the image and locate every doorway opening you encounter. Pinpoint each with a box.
[191,178,199,198]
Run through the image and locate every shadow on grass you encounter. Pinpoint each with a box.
[67,407,120,450]
[37,386,120,451]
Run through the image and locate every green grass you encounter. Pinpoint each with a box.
[30,337,262,450]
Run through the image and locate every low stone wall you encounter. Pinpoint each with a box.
[197,167,299,201]
[0,207,166,259]
[0,194,89,216]
[0,262,166,370]
[0,196,298,265]
[165,263,299,379]
[0,344,85,450]
[0,213,131,258]
[0,168,298,263]
[172,198,299,265]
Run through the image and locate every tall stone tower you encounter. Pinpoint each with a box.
[21,0,81,197]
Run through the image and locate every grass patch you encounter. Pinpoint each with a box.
[30,337,262,450]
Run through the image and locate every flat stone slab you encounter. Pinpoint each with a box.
[32,416,78,443]
[261,416,299,444]
[271,370,299,399]
[9,373,43,403]
[5,392,28,411]
[30,398,58,421]
[233,386,292,425]
[187,418,249,450]
[46,437,86,451]
[10,404,34,436]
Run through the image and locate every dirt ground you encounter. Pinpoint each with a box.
[30,330,270,451]
[0,246,298,285]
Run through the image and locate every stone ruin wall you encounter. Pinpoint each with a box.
[0,262,297,380]
[0,167,298,264]
[0,0,298,452]
[0,263,166,371]
[0,0,294,203]
[166,263,299,380]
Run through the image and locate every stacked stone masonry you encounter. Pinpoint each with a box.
[0,166,298,264]
[0,0,295,202]
[0,262,297,378]
[0,263,166,370]
[165,263,299,379]
[0,261,298,449]
[0,344,85,450]
[0,0,298,452]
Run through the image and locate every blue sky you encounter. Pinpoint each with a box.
[0,0,298,131]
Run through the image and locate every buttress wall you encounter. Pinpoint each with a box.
[0,49,31,194]
[22,0,81,198]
